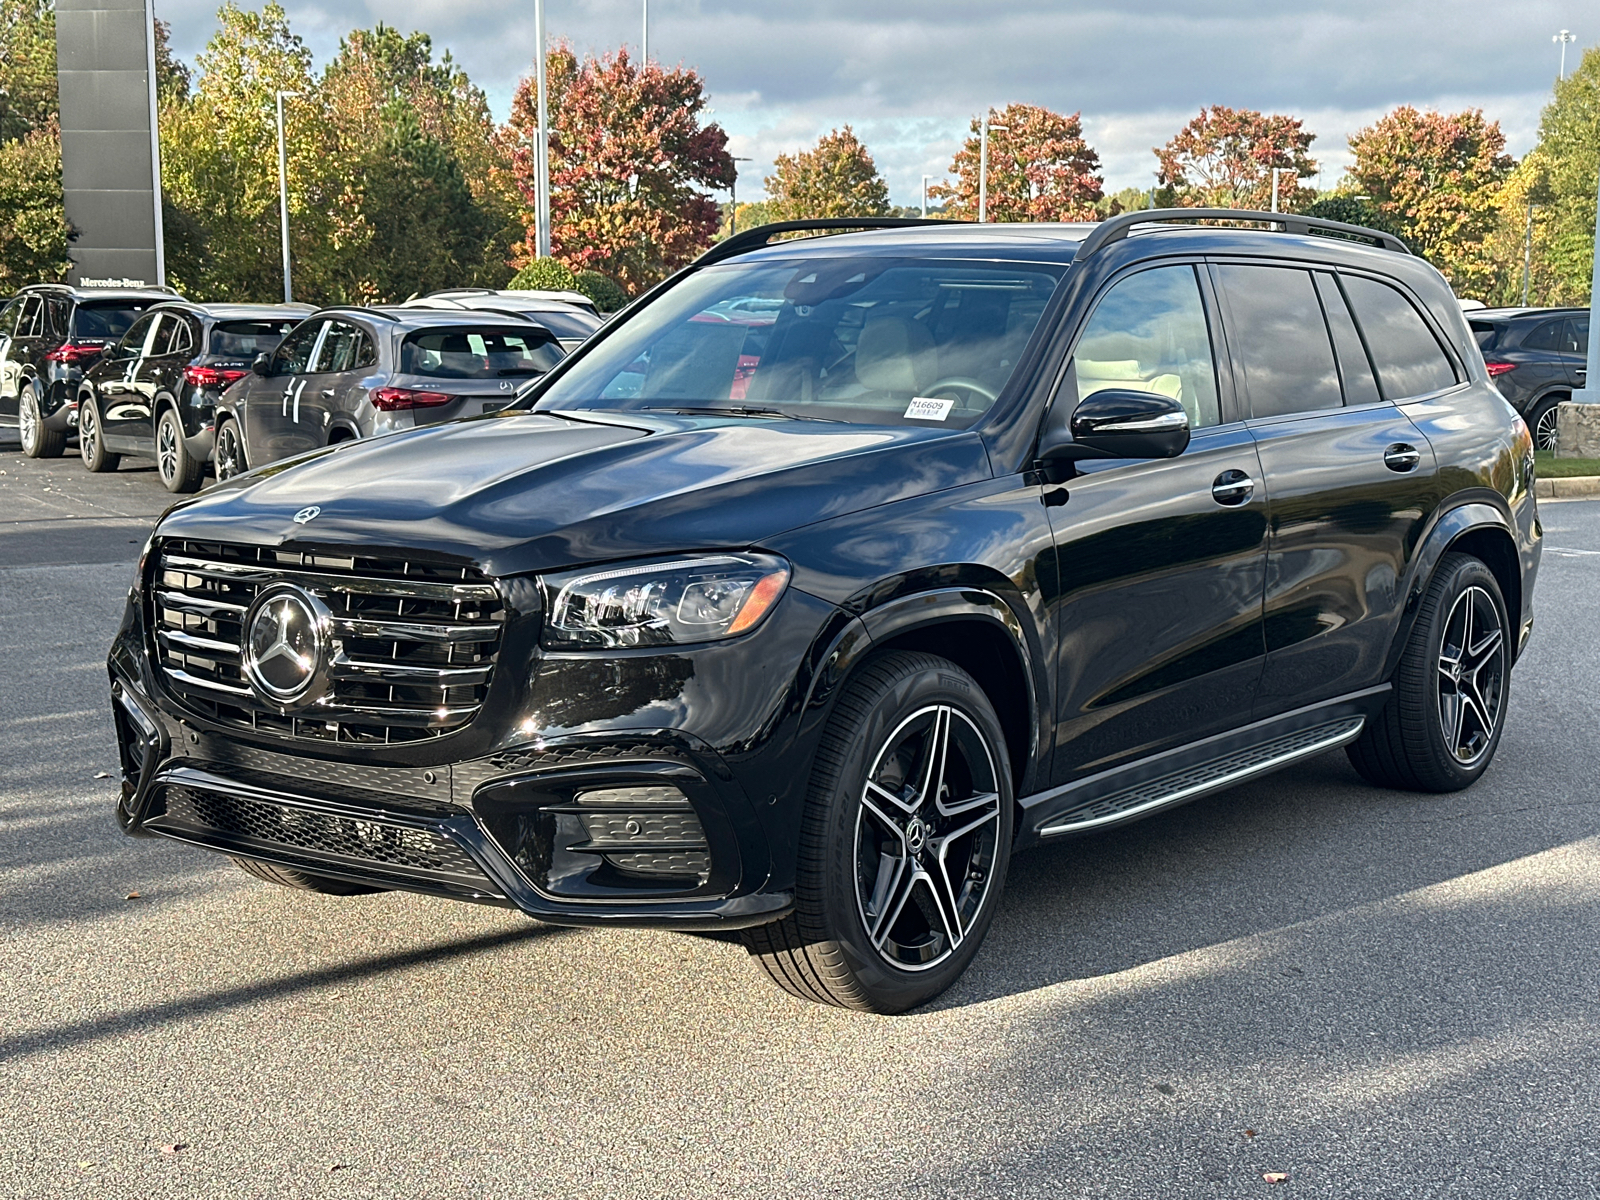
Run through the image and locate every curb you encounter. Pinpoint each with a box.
[1535,475,1600,498]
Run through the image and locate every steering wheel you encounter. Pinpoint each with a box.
[922,376,1000,409]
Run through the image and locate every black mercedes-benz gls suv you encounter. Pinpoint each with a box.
[108,211,1541,1012]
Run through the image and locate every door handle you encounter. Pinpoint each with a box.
[1211,469,1254,506]
[319,388,335,397]
[1383,443,1422,473]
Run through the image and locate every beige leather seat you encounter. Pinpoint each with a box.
[855,314,937,396]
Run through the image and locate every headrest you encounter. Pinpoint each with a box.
[856,314,937,394]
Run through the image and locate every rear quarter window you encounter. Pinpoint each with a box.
[72,302,154,341]
[1469,321,1499,352]
[401,328,563,379]
[1340,276,1458,399]
[209,319,300,359]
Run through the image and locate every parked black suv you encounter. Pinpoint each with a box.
[108,212,1539,1012]
[76,302,312,491]
[0,283,178,457]
[1468,306,1589,449]
[212,307,564,480]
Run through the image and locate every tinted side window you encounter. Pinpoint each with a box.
[1521,319,1565,353]
[1469,321,1499,352]
[0,300,21,339]
[16,298,42,339]
[1314,272,1383,407]
[1071,264,1221,428]
[1341,276,1458,399]
[271,321,323,374]
[1560,319,1585,355]
[313,320,363,373]
[46,298,72,338]
[1214,264,1342,418]
[353,331,378,369]
[113,314,159,364]
[1573,315,1590,350]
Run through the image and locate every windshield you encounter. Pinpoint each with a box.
[401,327,563,379]
[72,301,155,340]
[531,256,1063,427]
[209,319,301,359]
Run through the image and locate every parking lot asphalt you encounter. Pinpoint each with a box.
[1,439,1597,1199]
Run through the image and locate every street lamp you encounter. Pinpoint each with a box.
[533,0,551,258]
[1269,166,1296,214]
[642,0,648,63]
[728,156,752,234]
[978,114,1009,223]
[1554,30,1577,80]
[1523,201,1539,305]
[275,89,300,303]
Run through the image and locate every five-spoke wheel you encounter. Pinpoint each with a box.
[1436,585,1505,767]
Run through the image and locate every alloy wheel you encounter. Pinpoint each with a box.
[1534,405,1560,451]
[854,704,1003,971]
[79,402,98,463]
[19,391,38,453]
[1436,585,1505,766]
[215,424,241,480]
[156,414,179,485]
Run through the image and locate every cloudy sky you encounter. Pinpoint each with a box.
[156,0,1586,206]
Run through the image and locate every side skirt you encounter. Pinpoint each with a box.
[1015,686,1390,847]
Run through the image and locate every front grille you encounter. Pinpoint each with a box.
[150,539,504,744]
[155,783,495,891]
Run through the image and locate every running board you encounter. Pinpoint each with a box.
[1035,716,1365,838]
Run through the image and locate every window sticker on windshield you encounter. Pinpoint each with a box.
[905,397,954,421]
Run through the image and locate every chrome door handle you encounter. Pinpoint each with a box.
[1211,469,1254,506]
[319,388,335,397]
[1383,443,1422,473]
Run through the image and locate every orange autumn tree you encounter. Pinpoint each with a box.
[933,102,1103,221]
[1156,105,1317,210]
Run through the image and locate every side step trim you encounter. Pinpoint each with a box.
[1036,716,1365,838]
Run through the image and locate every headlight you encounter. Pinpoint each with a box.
[542,553,790,649]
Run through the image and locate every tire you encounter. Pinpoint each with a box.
[1347,552,1511,792]
[77,393,120,472]
[1528,395,1561,452]
[155,404,204,493]
[213,417,245,482]
[19,384,65,458]
[229,856,388,896]
[743,650,1014,1013]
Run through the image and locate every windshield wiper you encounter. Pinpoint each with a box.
[646,405,843,424]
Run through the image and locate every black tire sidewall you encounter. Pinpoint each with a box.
[808,656,1013,1010]
[1405,555,1511,788]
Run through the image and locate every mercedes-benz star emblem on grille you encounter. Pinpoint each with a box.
[241,586,332,708]
[292,506,321,524]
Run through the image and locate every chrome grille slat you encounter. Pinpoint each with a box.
[150,539,505,745]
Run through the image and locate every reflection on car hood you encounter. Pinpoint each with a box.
[157,410,992,576]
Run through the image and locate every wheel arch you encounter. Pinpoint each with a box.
[1396,501,1524,672]
[327,421,361,444]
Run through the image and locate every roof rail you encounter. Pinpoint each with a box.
[315,305,403,322]
[696,217,974,268]
[1074,207,1410,260]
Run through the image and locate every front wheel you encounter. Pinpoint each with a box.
[77,393,119,472]
[744,651,1013,1012]
[1347,552,1511,792]
[20,384,65,458]
[155,405,204,493]
[213,418,245,482]
[1528,396,1562,452]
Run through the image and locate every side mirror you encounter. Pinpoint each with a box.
[1038,389,1190,478]
[251,352,272,377]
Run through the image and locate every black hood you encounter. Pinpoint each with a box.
[157,411,993,576]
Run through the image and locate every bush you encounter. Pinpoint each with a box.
[574,270,629,313]
[508,257,578,292]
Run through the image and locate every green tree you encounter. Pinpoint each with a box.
[508,257,578,290]
[1346,105,1512,296]
[0,0,56,144]
[0,119,71,289]
[1156,105,1317,210]
[506,45,734,294]
[934,103,1102,221]
[764,126,889,220]
[1303,195,1406,241]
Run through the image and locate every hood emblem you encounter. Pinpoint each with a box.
[292,506,321,525]
[241,585,333,709]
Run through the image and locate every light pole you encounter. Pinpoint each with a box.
[978,114,1008,223]
[533,0,551,258]
[922,174,931,217]
[642,0,648,63]
[728,156,752,234]
[1554,29,1577,80]
[275,89,300,303]
[1523,201,1538,306]
[1269,166,1296,213]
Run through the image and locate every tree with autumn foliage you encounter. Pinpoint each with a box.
[506,46,732,294]
[764,126,889,220]
[933,103,1102,221]
[1156,106,1317,210]
[1346,106,1512,296]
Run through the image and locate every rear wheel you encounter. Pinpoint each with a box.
[1528,396,1562,452]
[213,418,245,481]
[77,393,119,472]
[1347,552,1510,792]
[230,856,388,896]
[744,651,1013,1012]
[155,405,204,493]
[20,384,65,458]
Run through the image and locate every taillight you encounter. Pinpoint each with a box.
[44,343,105,366]
[1484,361,1516,377]
[183,365,249,389]
[369,386,455,411]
